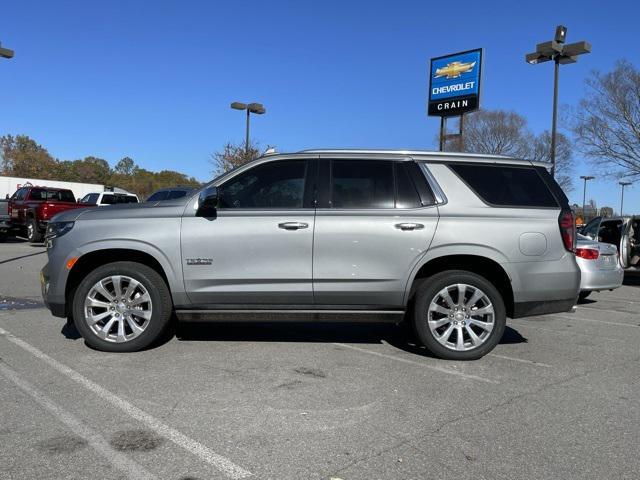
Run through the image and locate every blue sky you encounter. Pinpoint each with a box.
[1,0,638,212]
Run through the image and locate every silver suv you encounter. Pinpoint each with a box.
[41,150,580,360]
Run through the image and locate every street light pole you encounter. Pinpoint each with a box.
[619,181,631,216]
[550,58,559,176]
[580,175,595,220]
[231,102,266,157]
[526,26,591,178]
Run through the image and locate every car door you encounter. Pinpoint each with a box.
[9,187,27,224]
[181,156,316,306]
[312,157,439,307]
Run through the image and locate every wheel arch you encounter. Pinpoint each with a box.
[65,248,175,311]
[405,253,514,318]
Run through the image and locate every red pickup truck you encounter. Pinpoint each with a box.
[8,186,86,243]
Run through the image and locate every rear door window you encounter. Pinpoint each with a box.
[330,160,394,209]
[449,163,558,208]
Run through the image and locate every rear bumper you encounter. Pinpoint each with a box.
[579,266,624,291]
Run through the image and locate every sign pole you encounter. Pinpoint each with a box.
[439,117,445,151]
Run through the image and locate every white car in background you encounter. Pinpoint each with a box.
[79,192,139,206]
[575,233,624,301]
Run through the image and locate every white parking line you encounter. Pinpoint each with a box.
[0,361,157,480]
[333,342,498,384]
[554,313,640,329]
[487,353,552,368]
[0,326,252,479]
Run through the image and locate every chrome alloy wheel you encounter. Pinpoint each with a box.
[427,283,494,351]
[83,275,152,343]
[27,222,34,239]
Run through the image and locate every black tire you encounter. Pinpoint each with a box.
[578,291,591,302]
[27,217,43,243]
[72,261,173,352]
[413,270,506,361]
[0,232,7,243]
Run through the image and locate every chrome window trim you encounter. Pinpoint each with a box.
[417,162,447,206]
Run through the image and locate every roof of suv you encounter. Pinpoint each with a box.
[299,149,548,168]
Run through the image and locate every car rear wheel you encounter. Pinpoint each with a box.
[27,218,43,243]
[413,270,506,360]
[72,261,172,352]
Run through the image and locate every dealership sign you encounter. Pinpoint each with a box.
[428,48,482,117]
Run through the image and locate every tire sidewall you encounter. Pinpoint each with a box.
[28,218,40,243]
[413,270,506,360]
[72,262,172,352]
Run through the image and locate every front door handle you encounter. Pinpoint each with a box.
[278,222,309,230]
[395,222,424,231]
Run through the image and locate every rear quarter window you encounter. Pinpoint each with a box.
[449,163,559,208]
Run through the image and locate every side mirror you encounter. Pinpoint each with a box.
[5,194,8,200]
[196,187,219,217]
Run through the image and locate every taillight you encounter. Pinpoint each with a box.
[558,209,576,252]
[41,203,49,219]
[575,248,599,260]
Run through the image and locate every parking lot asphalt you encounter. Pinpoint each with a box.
[1,240,639,480]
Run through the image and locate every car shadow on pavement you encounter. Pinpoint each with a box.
[175,321,527,359]
[61,320,82,340]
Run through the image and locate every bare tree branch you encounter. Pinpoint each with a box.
[572,60,640,180]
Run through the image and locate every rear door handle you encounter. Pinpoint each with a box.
[395,223,424,231]
[278,222,309,230]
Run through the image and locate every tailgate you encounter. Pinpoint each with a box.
[40,202,84,220]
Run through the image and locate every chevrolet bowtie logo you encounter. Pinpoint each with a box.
[434,61,476,79]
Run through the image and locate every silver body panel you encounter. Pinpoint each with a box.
[41,149,581,320]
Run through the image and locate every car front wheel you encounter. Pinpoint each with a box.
[413,270,506,360]
[72,261,173,352]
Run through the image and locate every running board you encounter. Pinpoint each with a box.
[175,309,405,323]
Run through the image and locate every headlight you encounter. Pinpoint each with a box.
[45,221,75,239]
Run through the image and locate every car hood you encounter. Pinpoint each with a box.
[50,199,189,223]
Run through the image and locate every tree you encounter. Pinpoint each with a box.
[442,109,574,192]
[210,141,260,177]
[573,60,640,180]
[529,131,574,192]
[114,157,138,176]
[0,134,60,179]
[448,110,532,157]
[71,156,111,184]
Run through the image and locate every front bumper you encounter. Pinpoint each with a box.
[41,263,67,318]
